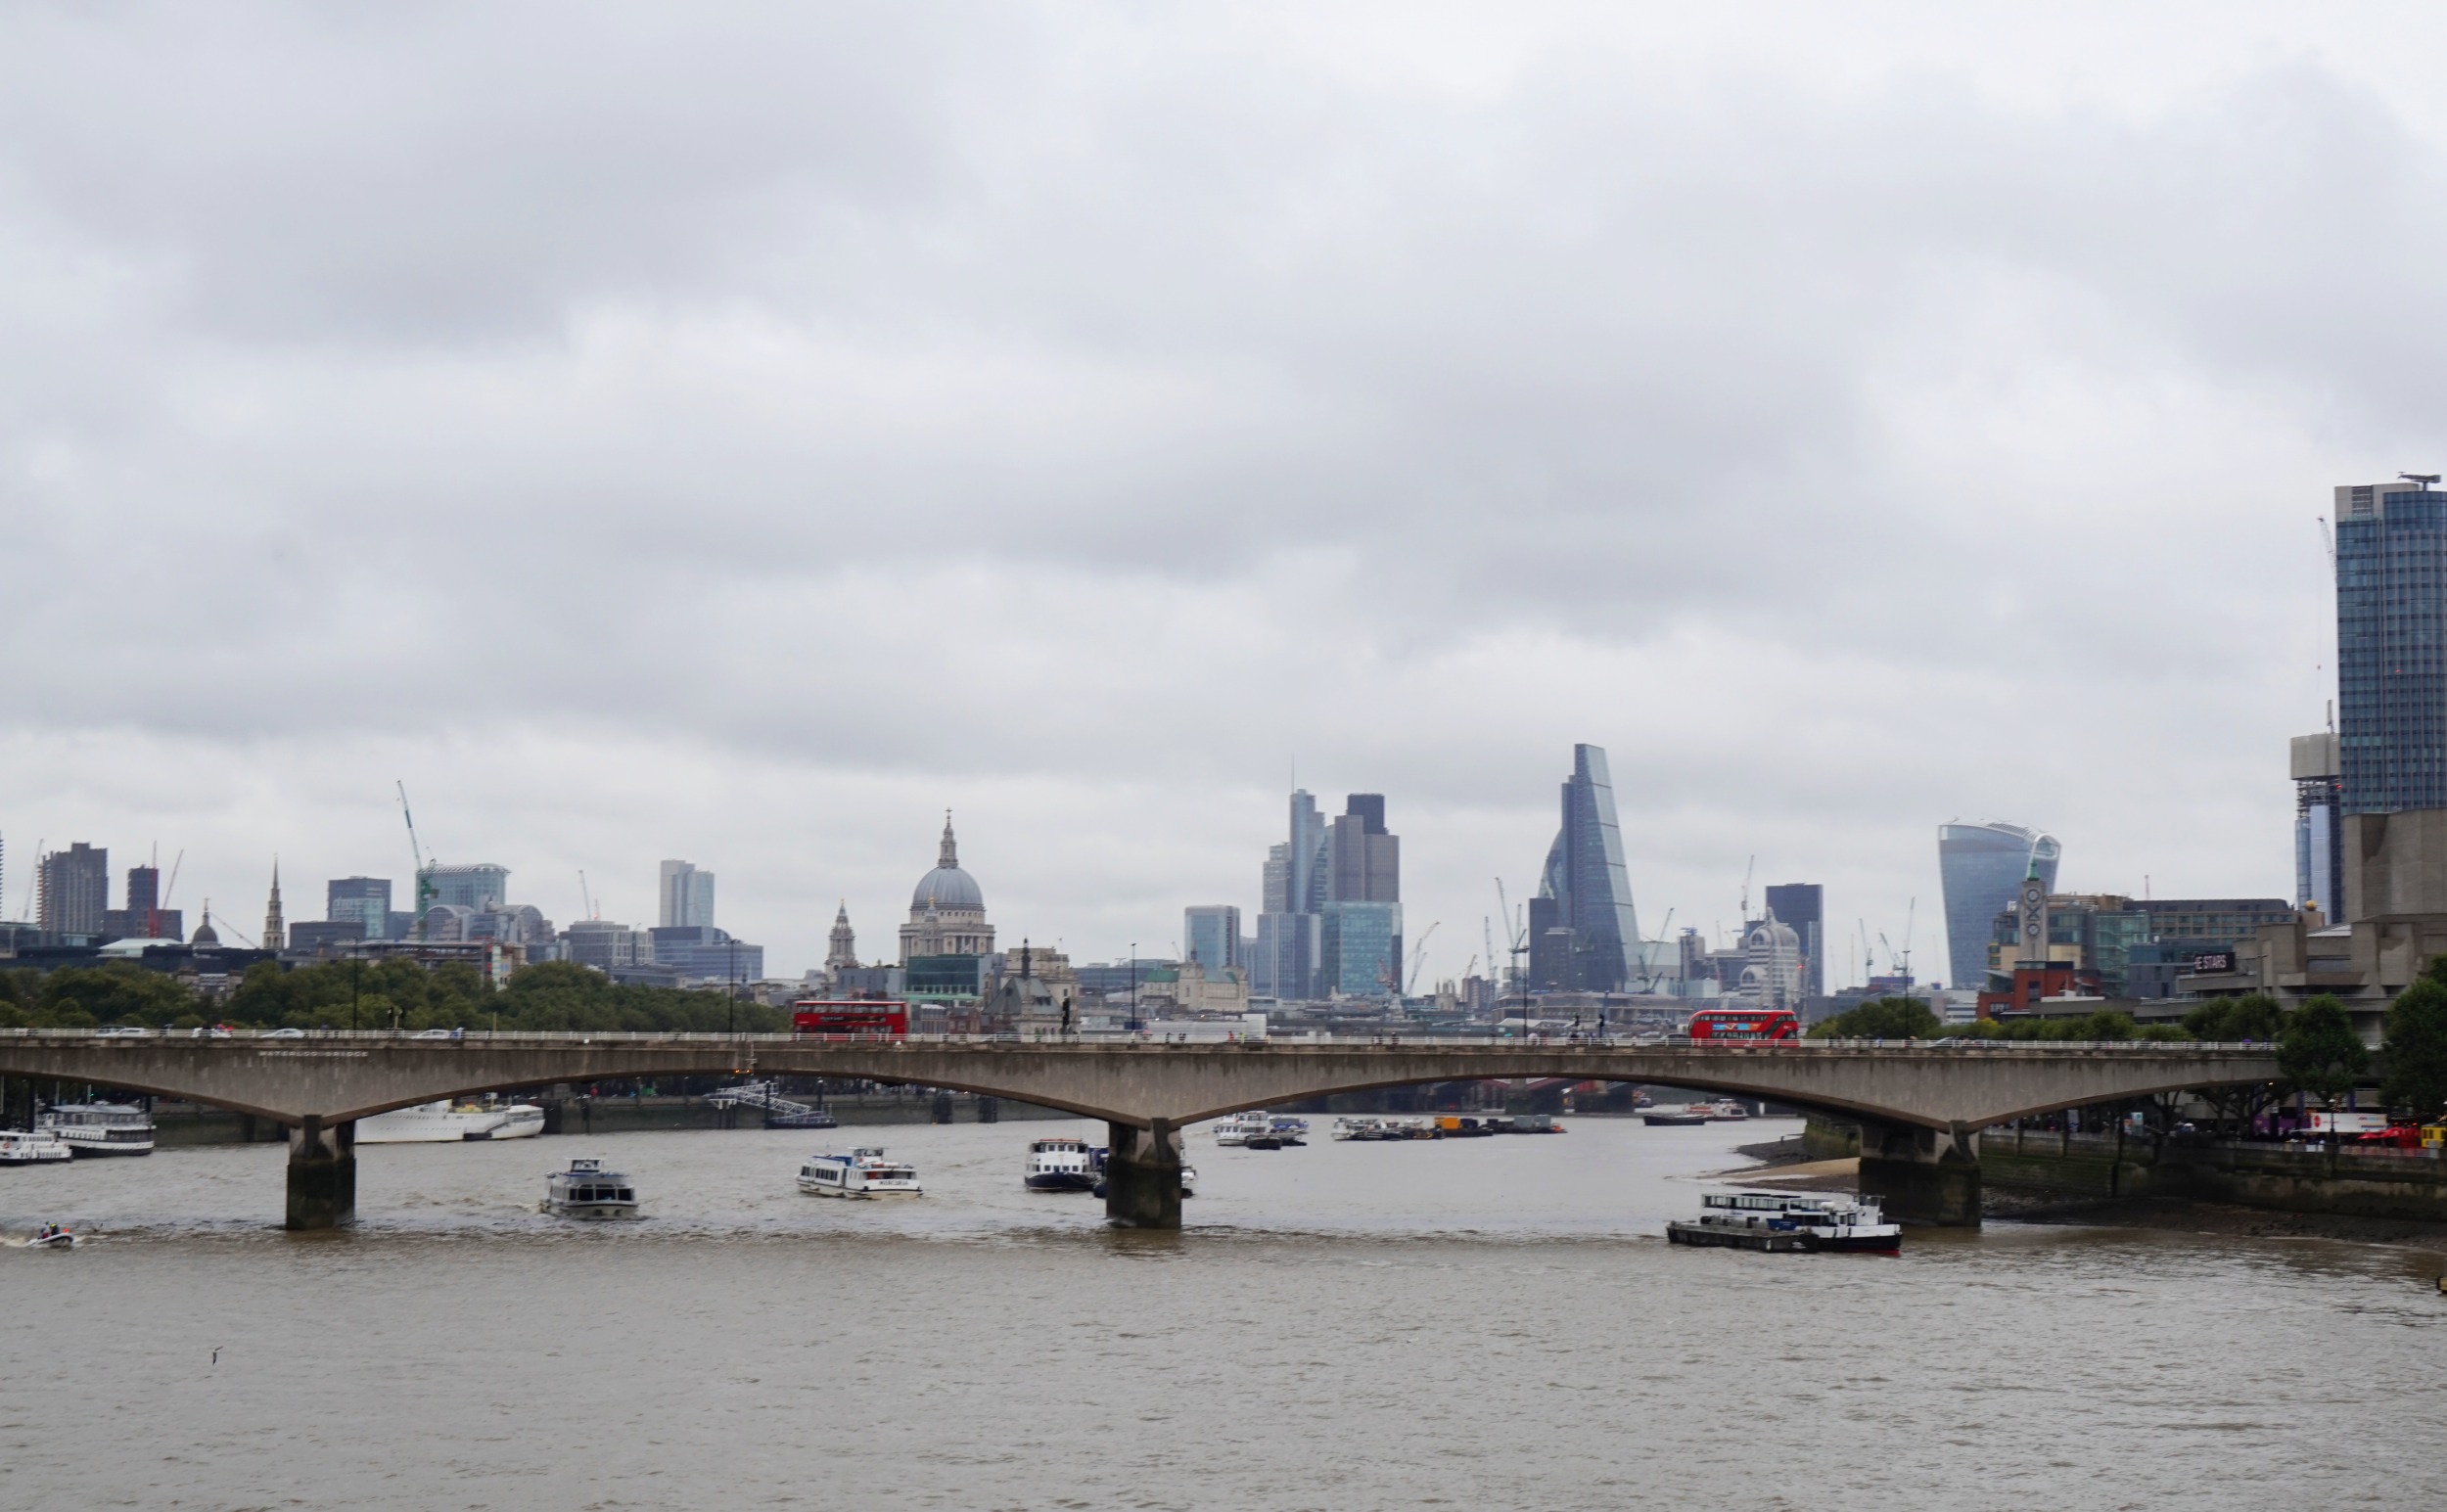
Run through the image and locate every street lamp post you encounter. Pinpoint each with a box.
[728,936,739,1036]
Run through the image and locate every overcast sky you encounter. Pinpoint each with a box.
[5,3,2437,984]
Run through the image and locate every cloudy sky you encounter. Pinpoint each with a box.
[3,3,2435,984]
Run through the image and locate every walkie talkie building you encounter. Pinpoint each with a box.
[1938,821,2059,991]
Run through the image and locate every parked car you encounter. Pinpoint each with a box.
[260,1027,307,1039]
[409,1028,457,1039]
[96,1025,152,1038]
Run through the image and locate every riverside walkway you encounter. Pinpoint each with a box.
[0,1031,2281,1230]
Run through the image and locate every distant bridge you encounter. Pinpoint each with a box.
[0,1031,2281,1230]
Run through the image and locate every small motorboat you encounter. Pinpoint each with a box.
[26,1226,79,1250]
[1642,1106,1710,1127]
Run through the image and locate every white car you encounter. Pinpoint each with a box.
[96,1025,152,1038]
[260,1027,307,1039]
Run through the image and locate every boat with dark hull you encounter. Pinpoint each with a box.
[1667,1192,1901,1254]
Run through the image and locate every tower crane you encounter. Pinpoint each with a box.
[1403,921,1440,995]
[158,848,185,939]
[397,781,437,939]
[1898,897,1916,992]
[1739,855,1755,925]
[1496,878,1529,1019]
[578,870,595,922]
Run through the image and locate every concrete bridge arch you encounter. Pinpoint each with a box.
[0,1032,2283,1231]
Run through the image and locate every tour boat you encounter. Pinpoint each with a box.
[37,1103,155,1156]
[1641,1106,1710,1127]
[0,1128,73,1166]
[1694,1100,1751,1123]
[1667,1191,1902,1254]
[1023,1136,1099,1192]
[542,1158,641,1219]
[358,1099,546,1144]
[1213,1111,1273,1146]
[799,1147,923,1199]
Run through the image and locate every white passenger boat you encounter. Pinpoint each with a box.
[358,1099,546,1144]
[1330,1117,1386,1141]
[1023,1136,1098,1192]
[799,1147,923,1199]
[542,1158,641,1219]
[1667,1192,1902,1254]
[0,1129,74,1166]
[38,1103,154,1156]
[1213,1111,1272,1146]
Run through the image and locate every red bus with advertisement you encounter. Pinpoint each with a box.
[1682,1007,1800,1041]
[791,1000,909,1038]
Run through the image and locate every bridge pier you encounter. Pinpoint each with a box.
[1103,1119,1184,1229]
[285,1116,356,1231]
[1857,1121,1981,1227]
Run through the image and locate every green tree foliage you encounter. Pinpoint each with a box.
[1807,996,1942,1039]
[2181,992,2285,1043]
[2278,994,2369,1108]
[2380,978,2447,1122]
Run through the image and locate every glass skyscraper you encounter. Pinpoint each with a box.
[1183,904,1241,971]
[1938,821,2059,990]
[1532,745,1641,992]
[2334,479,2447,815]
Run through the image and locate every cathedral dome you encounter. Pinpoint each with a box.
[909,815,985,914]
[912,865,983,913]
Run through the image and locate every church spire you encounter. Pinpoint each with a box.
[826,899,858,973]
[262,862,285,952]
[939,810,958,869]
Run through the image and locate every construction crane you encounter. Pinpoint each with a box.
[1860,919,1874,991]
[1404,921,1440,995]
[578,870,595,922]
[1495,879,1529,1019]
[1899,897,1916,990]
[1632,907,1676,992]
[157,848,185,939]
[1739,855,1755,926]
[397,781,437,939]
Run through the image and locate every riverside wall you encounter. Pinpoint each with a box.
[1981,1126,2447,1222]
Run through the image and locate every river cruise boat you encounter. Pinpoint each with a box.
[799,1147,923,1199]
[1024,1136,1099,1192]
[38,1103,155,1156]
[358,1099,546,1144]
[1667,1191,1902,1254]
[1214,1111,1273,1146]
[0,1129,73,1166]
[1641,1106,1710,1127]
[542,1158,641,1219]
[1694,1101,1751,1123]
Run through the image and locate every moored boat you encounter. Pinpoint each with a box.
[1641,1106,1709,1127]
[358,1099,544,1144]
[0,1128,73,1166]
[543,1157,641,1218]
[800,1147,922,1199]
[1213,1111,1272,1146]
[38,1103,154,1156]
[1268,1116,1310,1147]
[1667,1191,1901,1254]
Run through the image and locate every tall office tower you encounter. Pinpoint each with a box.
[1324,795,1403,994]
[1261,843,1292,914]
[1532,745,1641,993]
[1762,884,1824,999]
[38,843,108,936]
[1254,793,1332,1000]
[1288,791,1328,914]
[658,859,716,929]
[2292,732,2343,920]
[262,863,286,951]
[1938,821,2060,989]
[328,877,393,939]
[125,865,160,935]
[2332,477,2447,917]
[1184,905,1243,971]
[429,863,511,911]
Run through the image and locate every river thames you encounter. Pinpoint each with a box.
[6,1117,2443,1510]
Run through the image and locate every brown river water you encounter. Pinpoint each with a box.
[5,1117,2443,1510]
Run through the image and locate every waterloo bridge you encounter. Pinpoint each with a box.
[0,1031,2283,1230]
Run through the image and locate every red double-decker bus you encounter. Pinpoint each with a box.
[791,1000,909,1038]
[1683,1007,1800,1041]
